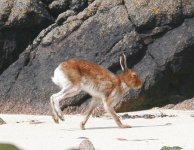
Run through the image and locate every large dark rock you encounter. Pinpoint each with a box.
[118,18,194,111]
[0,0,94,75]
[0,0,141,114]
[0,0,194,114]
[0,0,53,74]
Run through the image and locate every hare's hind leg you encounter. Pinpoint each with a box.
[50,85,81,123]
[50,87,69,123]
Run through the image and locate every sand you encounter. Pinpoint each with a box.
[0,109,194,150]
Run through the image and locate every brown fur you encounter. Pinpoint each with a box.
[61,59,142,96]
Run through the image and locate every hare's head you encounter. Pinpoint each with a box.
[119,54,143,89]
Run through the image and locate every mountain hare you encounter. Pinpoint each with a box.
[50,54,143,129]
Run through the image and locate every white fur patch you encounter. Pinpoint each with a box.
[121,82,129,93]
[52,64,72,89]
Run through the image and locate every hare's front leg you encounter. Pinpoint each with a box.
[80,99,99,130]
[103,97,131,128]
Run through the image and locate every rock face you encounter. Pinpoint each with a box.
[0,0,53,74]
[0,0,92,74]
[118,17,194,112]
[0,0,194,114]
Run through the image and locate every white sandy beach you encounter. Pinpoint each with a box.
[0,109,194,150]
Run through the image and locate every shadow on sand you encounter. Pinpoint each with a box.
[60,123,172,131]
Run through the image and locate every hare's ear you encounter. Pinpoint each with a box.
[120,53,128,71]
